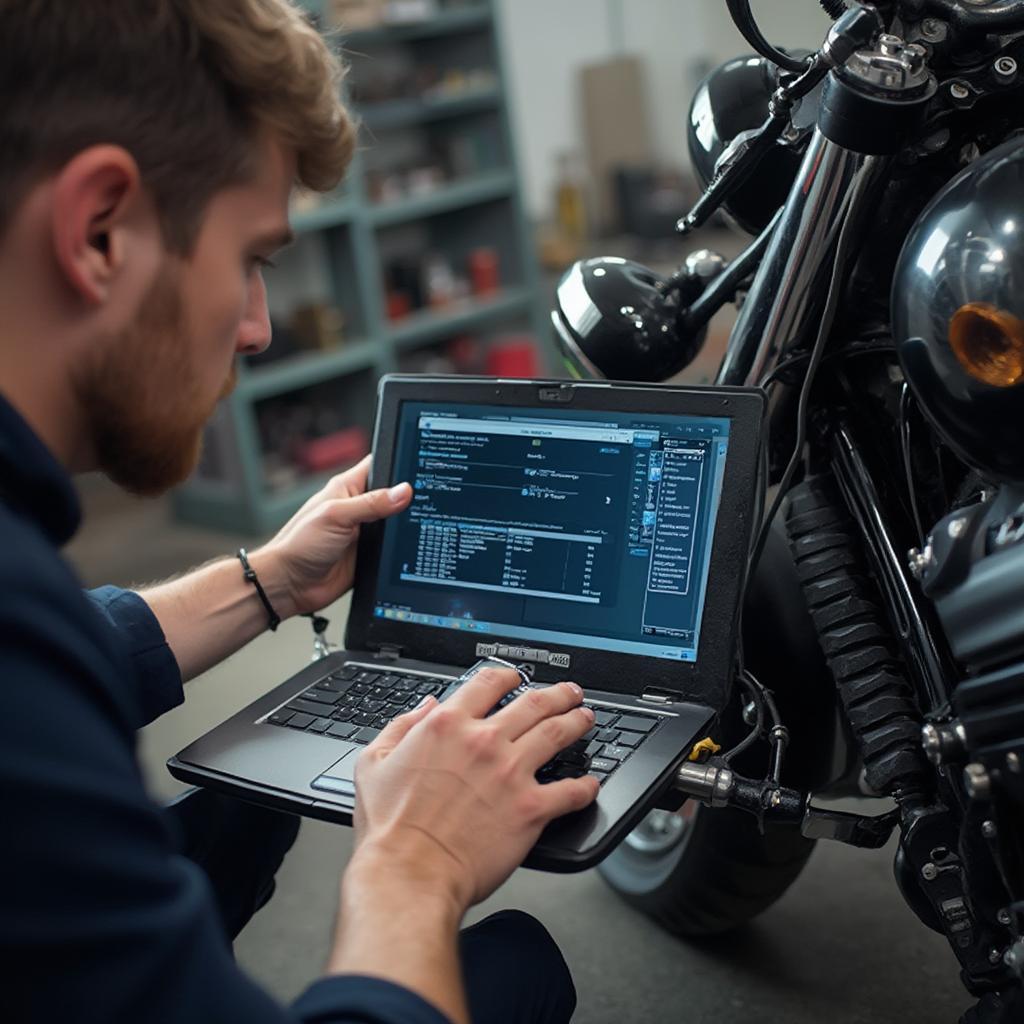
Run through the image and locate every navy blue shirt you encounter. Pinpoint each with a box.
[0,394,448,1024]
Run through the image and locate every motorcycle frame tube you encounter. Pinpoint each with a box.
[681,208,781,337]
[830,420,953,711]
[716,129,867,387]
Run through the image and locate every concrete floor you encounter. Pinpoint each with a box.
[62,475,976,1023]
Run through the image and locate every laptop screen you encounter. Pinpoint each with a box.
[371,400,731,663]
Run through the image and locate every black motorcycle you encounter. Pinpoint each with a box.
[551,2,1024,1020]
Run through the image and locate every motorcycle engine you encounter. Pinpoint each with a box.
[894,138,1024,987]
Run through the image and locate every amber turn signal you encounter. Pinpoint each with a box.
[949,302,1024,388]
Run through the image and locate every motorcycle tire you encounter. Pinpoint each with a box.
[598,801,815,935]
[599,522,825,935]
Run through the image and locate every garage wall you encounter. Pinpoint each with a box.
[497,0,832,221]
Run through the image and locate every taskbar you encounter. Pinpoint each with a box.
[373,606,697,662]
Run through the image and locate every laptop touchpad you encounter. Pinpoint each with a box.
[310,745,361,798]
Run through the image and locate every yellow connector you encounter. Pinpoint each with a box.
[687,737,722,763]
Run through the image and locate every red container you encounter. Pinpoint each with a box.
[294,426,370,474]
[485,336,541,378]
[468,247,500,295]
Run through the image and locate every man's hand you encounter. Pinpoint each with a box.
[255,455,411,618]
[138,456,410,681]
[349,667,600,909]
[328,668,599,1024]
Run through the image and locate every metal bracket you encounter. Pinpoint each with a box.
[801,806,900,848]
[673,759,901,848]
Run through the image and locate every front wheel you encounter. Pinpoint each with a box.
[599,801,815,935]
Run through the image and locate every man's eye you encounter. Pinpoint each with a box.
[251,256,277,272]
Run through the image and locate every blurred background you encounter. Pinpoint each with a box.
[160,0,831,541]
[66,2,970,1021]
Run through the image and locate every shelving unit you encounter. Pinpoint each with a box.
[172,0,548,534]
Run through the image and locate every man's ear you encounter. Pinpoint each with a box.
[50,145,147,306]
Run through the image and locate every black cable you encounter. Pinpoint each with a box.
[757,340,896,390]
[725,0,808,73]
[722,670,766,762]
[722,668,787,779]
[746,166,874,583]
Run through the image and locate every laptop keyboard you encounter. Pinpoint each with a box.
[265,664,443,745]
[264,663,662,785]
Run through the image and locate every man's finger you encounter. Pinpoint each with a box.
[533,774,601,822]
[292,456,373,518]
[371,694,436,751]
[329,482,412,527]
[492,680,585,740]
[443,666,523,718]
[323,455,373,501]
[513,704,594,768]
[327,458,372,497]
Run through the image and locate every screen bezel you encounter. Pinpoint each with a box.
[347,375,764,711]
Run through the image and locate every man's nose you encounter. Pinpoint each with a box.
[236,271,272,355]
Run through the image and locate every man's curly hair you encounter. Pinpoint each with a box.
[0,0,355,251]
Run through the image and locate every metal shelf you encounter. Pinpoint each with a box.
[360,86,501,132]
[370,170,514,227]
[389,287,533,349]
[239,340,379,402]
[342,7,491,43]
[291,196,355,234]
[173,0,547,534]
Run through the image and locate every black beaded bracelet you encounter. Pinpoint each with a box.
[237,547,281,632]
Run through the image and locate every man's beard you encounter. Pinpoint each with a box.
[73,270,236,497]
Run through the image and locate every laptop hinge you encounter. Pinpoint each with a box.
[374,643,403,661]
[641,688,683,705]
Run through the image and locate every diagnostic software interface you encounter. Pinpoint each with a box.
[373,401,730,662]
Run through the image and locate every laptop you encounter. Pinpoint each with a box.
[169,375,764,872]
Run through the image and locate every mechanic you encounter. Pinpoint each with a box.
[0,2,600,1022]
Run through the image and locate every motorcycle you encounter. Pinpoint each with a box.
[550,2,1024,1020]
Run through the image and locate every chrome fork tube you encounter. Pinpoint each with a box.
[716,130,870,387]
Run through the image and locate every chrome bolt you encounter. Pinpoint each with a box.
[949,81,971,102]
[921,18,948,43]
[948,516,968,538]
[990,947,1004,965]
[683,249,727,283]
[903,43,927,69]
[922,723,942,763]
[995,56,1018,80]
[908,543,934,580]
[982,820,998,840]
[994,514,1024,548]
[1008,752,1022,773]
[878,34,903,56]
[964,762,991,799]
[998,909,1012,926]
[922,721,967,765]
[922,862,939,881]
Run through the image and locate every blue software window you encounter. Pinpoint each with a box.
[373,401,730,662]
